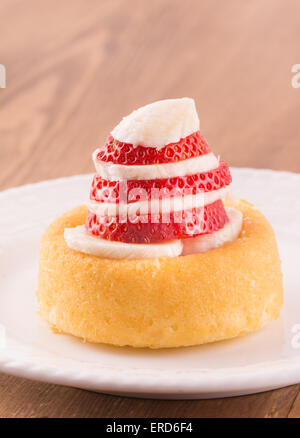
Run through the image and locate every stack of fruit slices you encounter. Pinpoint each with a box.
[65,98,240,259]
[86,132,231,242]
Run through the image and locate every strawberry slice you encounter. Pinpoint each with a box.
[85,200,229,243]
[96,131,210,165]
[90,160,231,203]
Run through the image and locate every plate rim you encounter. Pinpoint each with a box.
[0,350,300,395]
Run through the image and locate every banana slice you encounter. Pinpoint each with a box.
[64,225,183,259]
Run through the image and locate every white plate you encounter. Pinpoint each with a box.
[0,168,299,399]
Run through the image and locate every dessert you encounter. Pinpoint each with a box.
[37,98,283,348]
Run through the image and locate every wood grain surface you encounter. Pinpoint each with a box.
[0,0,299,418]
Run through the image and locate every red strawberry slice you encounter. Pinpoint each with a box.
[90,160,231,203]
[96,131,211,166]
[85,200,228,243]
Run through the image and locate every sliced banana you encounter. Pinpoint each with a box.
[111,97,199,149]
[64,225,183,259]
[86,185,230,216]
[92,151,219,181]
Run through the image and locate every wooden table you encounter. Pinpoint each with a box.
[0,0,299,418]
